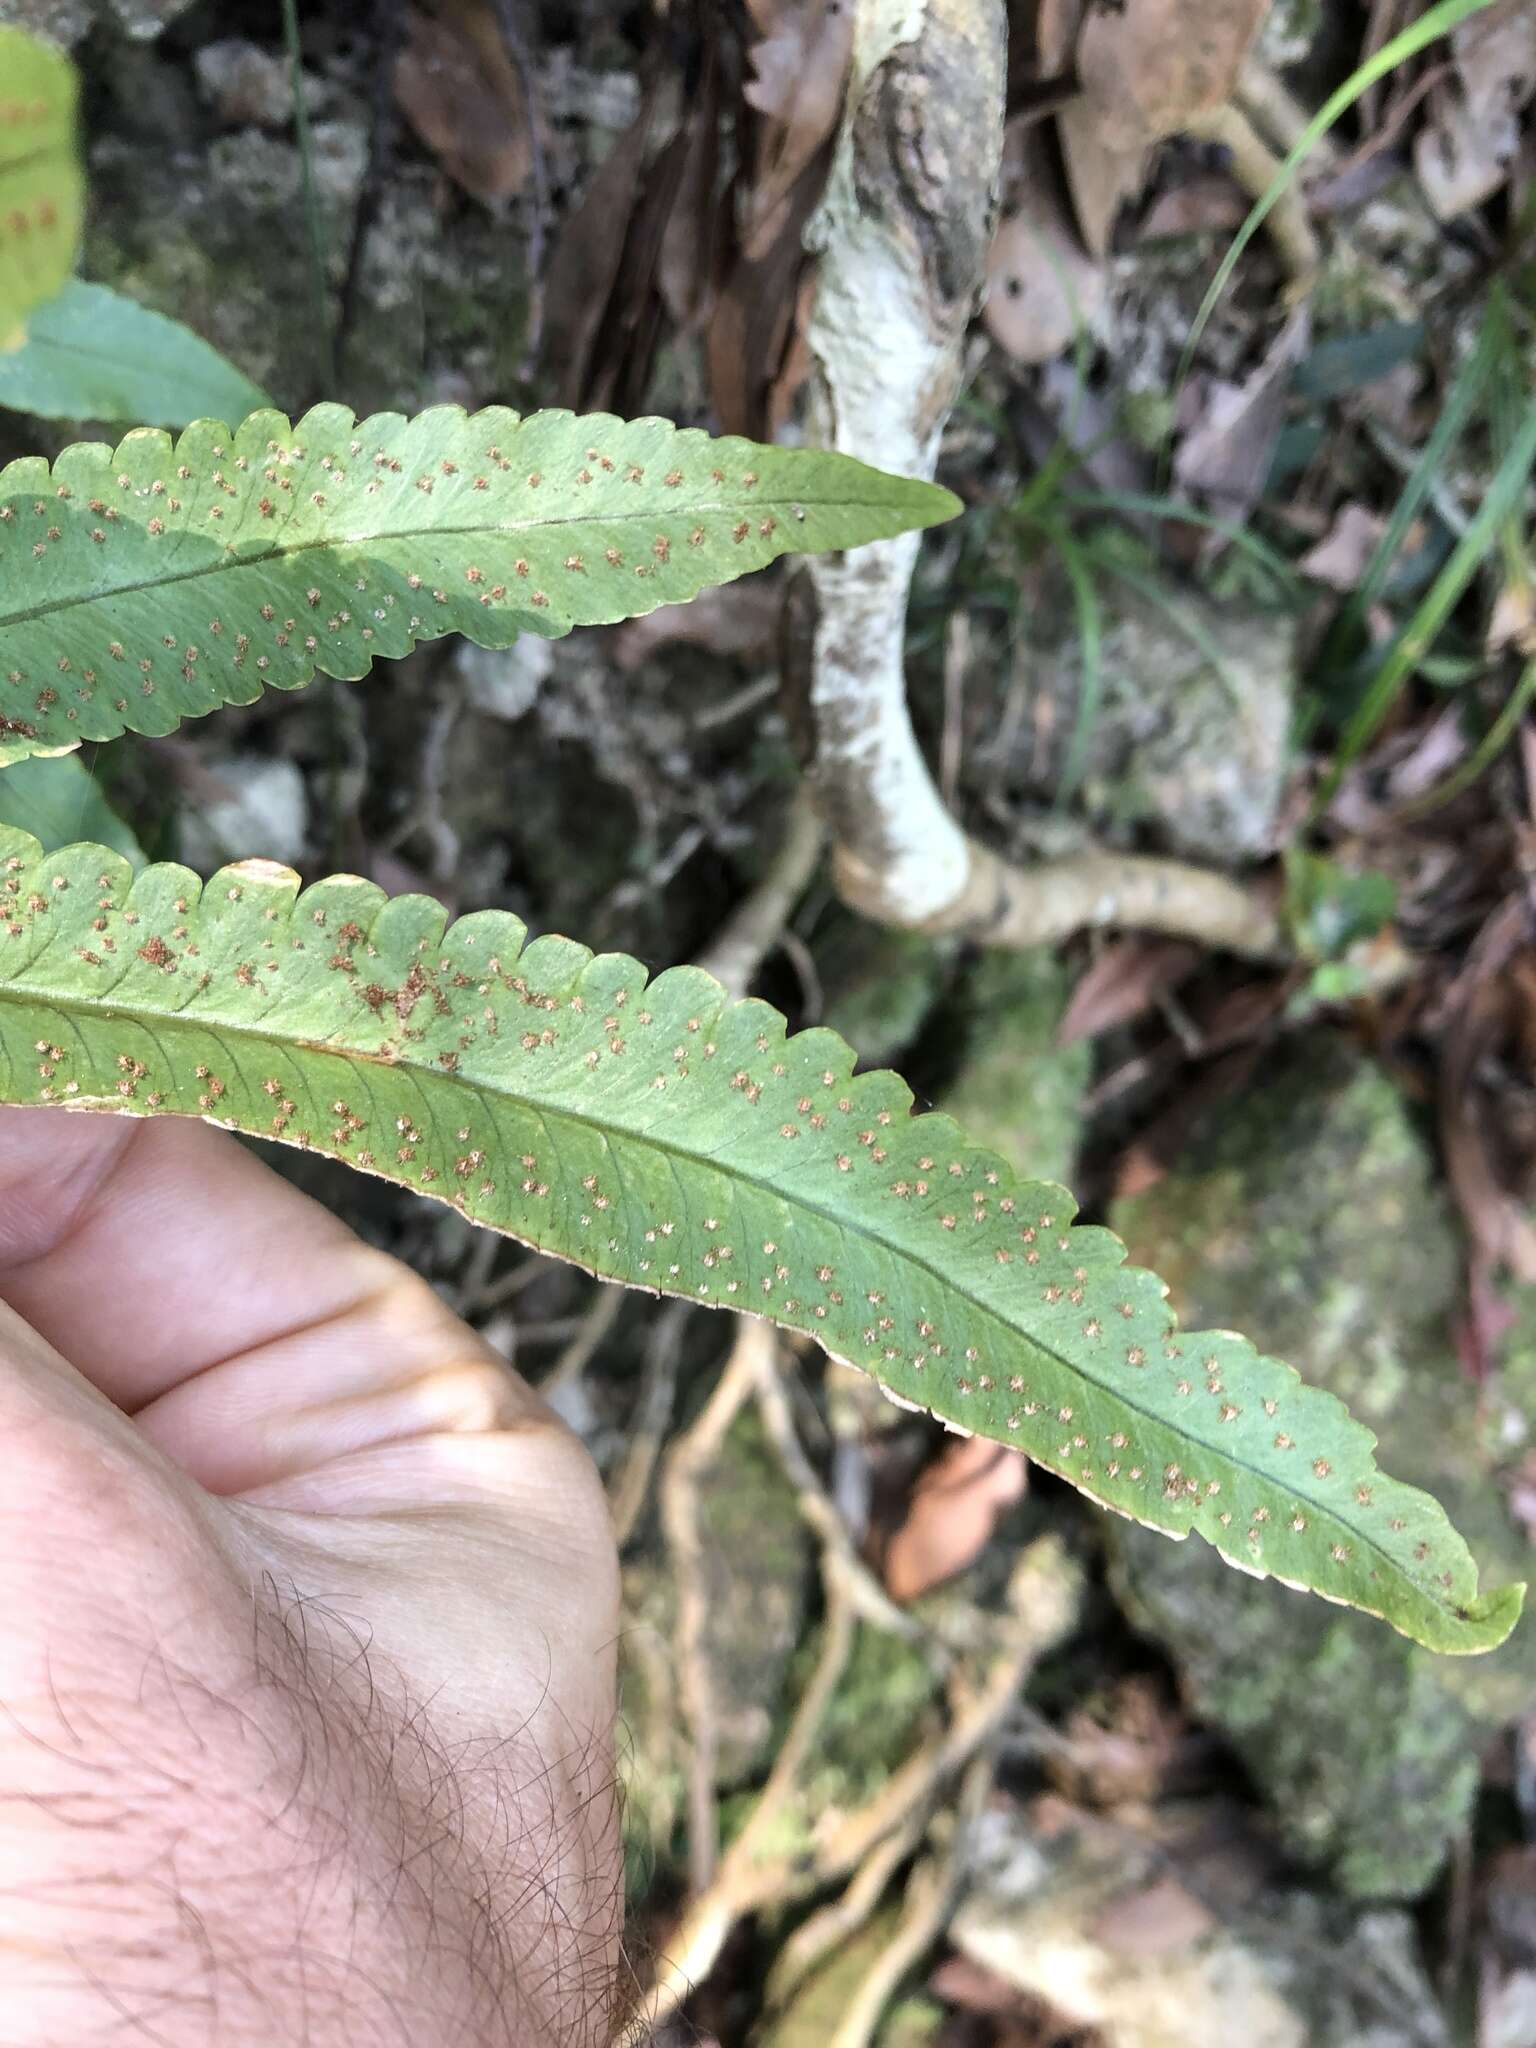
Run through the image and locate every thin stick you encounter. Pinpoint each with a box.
[489,0,550,371]
[610,1299,692,1548]
[695,790,826,1000]
[828,1752,995,2048]
[539,1282,625,1392]
[657,1318,771,1894]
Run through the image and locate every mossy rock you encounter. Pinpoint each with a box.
[1109,1037,1536,1899]
[821,917,953,1068]
[942,951,1090,1193]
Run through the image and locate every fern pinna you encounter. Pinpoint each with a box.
[0,821,1518,1656]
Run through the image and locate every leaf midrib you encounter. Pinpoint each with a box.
[0,496,897,632]
[0,964,1422,1610]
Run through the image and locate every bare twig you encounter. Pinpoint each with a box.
[766,1808,928,2005]
[610,1300,692,1548]
[688,673,780,733]
[828,1750,996,2048]
[1186,98,1319,291]
[694,789,826,1000]
[657,1318,772,1894]
[468,1249,558,1313]
[752,1345,936,1650]
[619,1536,1078,2041]
[539,1282,626,1392]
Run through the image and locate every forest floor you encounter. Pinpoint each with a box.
[6,0,1536,2041]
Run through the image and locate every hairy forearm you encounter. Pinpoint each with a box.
[1,1584,620,2048]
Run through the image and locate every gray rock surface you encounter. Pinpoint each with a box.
[1108,1037,1535,1897]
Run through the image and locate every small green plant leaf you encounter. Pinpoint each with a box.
[0,27,83,343]
[0,828,1519,1656]
[0,404,959,764]
[0,753,142,863]
[0,280,272,426]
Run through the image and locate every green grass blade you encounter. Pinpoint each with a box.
[1320,400,1536,803]
[1058,489,1303,598]
[0,827,1520,1655]
[1396,657,1536,820]
[0,403,958,763]
[1180,0,1503,381]
[1313,305,1500,685]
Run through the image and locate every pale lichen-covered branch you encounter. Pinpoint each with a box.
[791,0,1285,963]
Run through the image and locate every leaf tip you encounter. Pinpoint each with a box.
[914,479,964,528]
[1447,1578,1525,1656]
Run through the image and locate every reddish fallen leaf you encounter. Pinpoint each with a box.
[740,0,854,256]
[1092,1873,1217,1958]
[881,1432,1028,1603]
[1059,938,1202,1045]
[394,0,532,211]
[1056,98,1147,257]
[1175,308,1311,520]
[1035,0,1087,73]
[707,0,850,434]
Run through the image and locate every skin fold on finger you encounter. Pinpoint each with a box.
[0,1104,565,1495]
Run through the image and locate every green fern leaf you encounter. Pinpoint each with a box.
[0,404,957,763]
[0,280,272,427]
[0,827,1520,1656]
[0,27,83,343]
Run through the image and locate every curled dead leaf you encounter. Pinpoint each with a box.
[1415,0,1536,218]
[394,0,532,211]
[986,131,1109,364]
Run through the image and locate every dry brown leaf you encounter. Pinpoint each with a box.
[1076,0,1273,151]
[986,129,1109,364]
[881,1432,1027,1603]
[740,0,855,257]
[1415,0,1536,218]
[540,90,661,408]
[394,0,532,211]
[1059,938,1201,1044]
[1056,96,1148,256]
[1175,305,1309,518]
[1298,503,1390,591]
[1036,0,1088,72]
[611,581,783,672]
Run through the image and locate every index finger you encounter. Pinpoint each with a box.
[0,1104,557,1494]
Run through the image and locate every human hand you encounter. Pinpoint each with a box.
[0,1107,622,2047]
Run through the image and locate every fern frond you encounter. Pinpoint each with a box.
[0,404,957,763]
[0,828,1519,1655]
